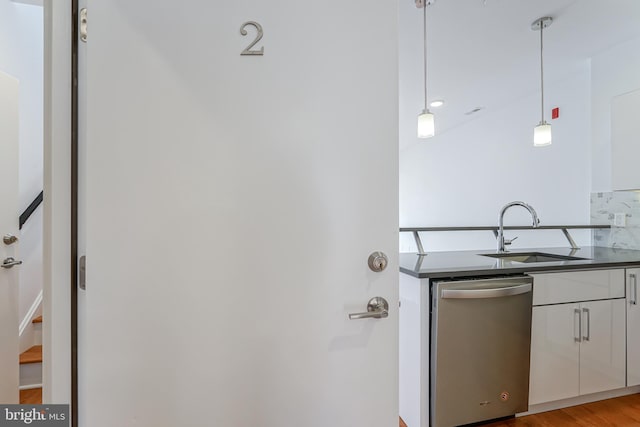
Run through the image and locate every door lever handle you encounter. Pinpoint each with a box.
[349,297,389,320]
[1,257,23,269]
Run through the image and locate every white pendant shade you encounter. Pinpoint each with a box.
[533,122,552,147]
[418,111,435,138]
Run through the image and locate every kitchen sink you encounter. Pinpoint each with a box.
[480,252,589,263]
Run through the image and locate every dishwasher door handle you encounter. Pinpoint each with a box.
[441,283,532,299]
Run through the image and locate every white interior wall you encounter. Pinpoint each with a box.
[590,35,640,192]
[399,0,592,253]
[0,1,44,210]
[0,0,45,339]
[18,206,43,322]
[399,70,591,252]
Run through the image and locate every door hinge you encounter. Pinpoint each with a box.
[80,8,88,43]
[79,255,86,290]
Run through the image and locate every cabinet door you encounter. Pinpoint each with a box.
[579,299,626,395]
[628,269,640,387]
[529,304,580,405]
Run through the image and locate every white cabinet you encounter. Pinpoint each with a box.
[532,269,625,306]
[579,299,626,395]
[529,304,580,404]
[529,270,626,405]
[399,273,430,427]
[612,89,640,190]
[627,268,640,387]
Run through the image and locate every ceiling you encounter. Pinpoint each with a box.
[413,0,640,140]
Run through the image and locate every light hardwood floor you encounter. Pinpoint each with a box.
[400,393,640,426]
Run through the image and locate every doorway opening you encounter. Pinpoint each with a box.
[0,0,46,405]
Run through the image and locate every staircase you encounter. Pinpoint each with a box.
[19,315,42,403]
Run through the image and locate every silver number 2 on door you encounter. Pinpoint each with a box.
[240,21,264,56]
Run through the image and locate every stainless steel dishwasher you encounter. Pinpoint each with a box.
[431,276,533,427]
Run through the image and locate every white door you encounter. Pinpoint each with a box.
[79,1,398,426]
[0,70,20,404]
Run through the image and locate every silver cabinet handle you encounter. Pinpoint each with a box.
[441,283,531,299]
[574,308,582,343]
[631,273,638,306]
[349,297,389,320]
[1,257,22,269]
[582,307,590,342]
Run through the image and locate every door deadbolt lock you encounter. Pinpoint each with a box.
[3,235,18,245]
[368,251,388,272]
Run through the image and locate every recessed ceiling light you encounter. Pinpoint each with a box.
[430,100,445,108]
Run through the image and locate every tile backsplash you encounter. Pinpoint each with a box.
[591,191,640,249]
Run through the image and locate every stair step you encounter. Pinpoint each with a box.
[20,388,42,404]
[20,345,42,365]
[32,315,42,324]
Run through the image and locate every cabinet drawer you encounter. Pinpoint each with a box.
[531,269,625,306]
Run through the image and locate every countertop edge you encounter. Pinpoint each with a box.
[400,256,640,279]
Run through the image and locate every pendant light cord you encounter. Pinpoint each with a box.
[423,0,428,111]
[540,22,545,122]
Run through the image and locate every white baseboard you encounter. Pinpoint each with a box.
[520,385,640,416]
[19,290,43,337]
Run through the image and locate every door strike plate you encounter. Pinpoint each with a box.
[79,255,86,290]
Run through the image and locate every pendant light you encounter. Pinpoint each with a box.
[531,16,553,147]
[417,0,434,138]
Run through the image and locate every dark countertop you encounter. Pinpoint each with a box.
[399,246,640,279]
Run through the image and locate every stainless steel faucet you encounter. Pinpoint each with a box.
[497,201,540,252]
